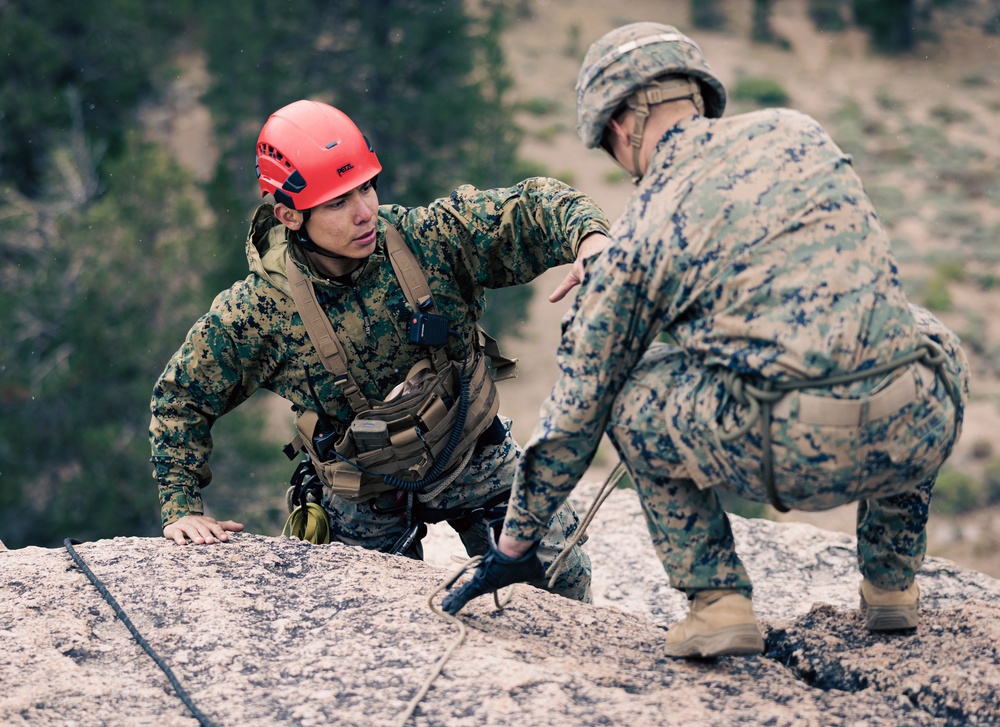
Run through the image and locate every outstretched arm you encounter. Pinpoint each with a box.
[548,232,610,302]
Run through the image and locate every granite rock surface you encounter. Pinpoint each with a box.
[2,481,998,726]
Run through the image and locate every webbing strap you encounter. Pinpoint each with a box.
[286,223,516,426]
[718,341,961,512]
[381,225,517,379]
[624,77,703,183]
[385,225,433,310]
[384,225,449,373]
[286,252,371,413]
[384,223,518,380]
[478,328,518,382]
[415,487,512,527]
[640,78,703,112]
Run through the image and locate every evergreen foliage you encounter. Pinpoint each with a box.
[0,0,193,197]
[731,77,791,107]
[808,0,849,31]
[690,0,727,30]
[0,0,527,548]
[853,0,918,53]
[194,0,522,207]
[1,134,211,546]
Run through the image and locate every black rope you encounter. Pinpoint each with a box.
[63,538,216,727]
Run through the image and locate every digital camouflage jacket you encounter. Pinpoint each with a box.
[150,178,610,527]
[505,109,967,541]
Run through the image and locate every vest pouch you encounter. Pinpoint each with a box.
[293,413,397,501]
[351,419,390,452]
[400,353,499,473]
[326,466,363,499]
[389,425,420,448]
[417,394,448,432]
[292,354,500,502]
[284,226,515,502]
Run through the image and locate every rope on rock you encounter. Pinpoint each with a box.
[398,462,627,725]
[63,538,217,727]
[396,555,515,727]
[67,467,631,727]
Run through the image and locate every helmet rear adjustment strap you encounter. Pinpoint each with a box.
[641,77,704,114]
[625,77,704,182]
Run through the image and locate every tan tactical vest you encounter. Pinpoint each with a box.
[285,225,516,502]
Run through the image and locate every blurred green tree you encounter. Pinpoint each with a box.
[691,0,727,30]
[0,0,193,197]
[0,132,211,547]
[751,0,776,43]
[0,0,532,548]
[193,0,522,219]
[809,0,849,31]
[853,0,917,53]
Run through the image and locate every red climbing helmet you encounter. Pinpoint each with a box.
[255,100,382,210]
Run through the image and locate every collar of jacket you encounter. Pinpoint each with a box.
[643,113,708,182]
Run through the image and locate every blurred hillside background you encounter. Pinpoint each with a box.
[1,0,998,576]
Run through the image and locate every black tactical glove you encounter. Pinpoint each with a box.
[440,532,544,616]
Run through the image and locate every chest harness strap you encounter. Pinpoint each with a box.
[285,225,512,503]
[717,340,961,513]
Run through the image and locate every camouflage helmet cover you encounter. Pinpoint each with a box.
[575,22,727,148]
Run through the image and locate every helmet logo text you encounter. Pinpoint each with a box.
[337,163,355,176]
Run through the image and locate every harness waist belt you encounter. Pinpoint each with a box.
[771,363,932,427]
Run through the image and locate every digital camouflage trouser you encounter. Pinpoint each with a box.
[606,339,967,599]
[324,417,592,603]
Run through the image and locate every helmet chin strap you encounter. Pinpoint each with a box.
[292,227,351,260]
[625,77,704,184]
[626,97,649,185]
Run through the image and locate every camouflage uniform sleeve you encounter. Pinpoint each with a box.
[382,177,610,291]
[150,294,260,528]
[504,238,663,541]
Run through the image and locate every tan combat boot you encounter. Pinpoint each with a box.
[859,579,919,631]
[663,589,764,658]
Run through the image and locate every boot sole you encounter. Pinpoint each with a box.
[861,598,919,631]
[663,624,765,659]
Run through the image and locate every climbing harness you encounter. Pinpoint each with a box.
[377,459,510,556]
[396,341,964,721]
[63,539,216,727]
[717,339,962,512]
[279,410,508,550]
[283,224,514,503]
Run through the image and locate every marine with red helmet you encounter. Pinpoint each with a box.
[149,98,610,605]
